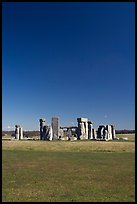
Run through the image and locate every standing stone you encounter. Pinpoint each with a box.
[104,129,108,140]
[88,121,93,139]
[111,125,116,139]
[84,122,88,139]
[19,127,23,140]
[15,125,20,140]
[43,125,50,140]
[59,128,64,139]
[49,125,53,141]
[77,118,88,140]
[52,117,59,140]
[77,122,81,140]
[67,128,72,140]
[92,128,97,139]
[81,122,85,136]
[97,125,105,139]
[106,125,112,140]
[39,118,46,140]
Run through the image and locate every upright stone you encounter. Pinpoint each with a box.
[92,128,97,139]
[39,118,46,140]
[52,117,59,140]
[111,125,116,139]
[49,125,53,141]
[43,125,49,140]
[77,118,88,140]
[81,122,85,137]
[77,122,81,140]
[97,125,105,139]
[88,120,93,139]
[104,129,108,140]
[84,122,88,139]
[19,127,23,140]
[59,128,64,139]
[106,125,112,140]
[15,125,20,140]
[67,128,72,140]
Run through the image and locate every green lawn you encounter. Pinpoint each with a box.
[2,140,135,202]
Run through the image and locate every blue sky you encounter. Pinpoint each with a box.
[2,2,135,131]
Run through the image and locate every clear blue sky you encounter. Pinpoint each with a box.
[2,2,135,131]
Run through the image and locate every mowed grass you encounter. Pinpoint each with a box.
[2,138,135,202]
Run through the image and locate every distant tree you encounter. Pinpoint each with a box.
[115,129,135,134]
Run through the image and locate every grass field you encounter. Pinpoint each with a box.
[2,134,135,202]
[115,133,135,141]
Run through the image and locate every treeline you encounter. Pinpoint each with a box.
[115,129,135,134]
[23,131,39,137]
[2,131,40,137]
[2,131,14,136]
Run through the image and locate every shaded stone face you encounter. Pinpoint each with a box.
[92,128,97,139]
[97,124,114,140]
[42,125,53,140]
[39,118,46,140]
[97,125,105,139]
[43,125,49,140]
[111,125,116,139]
[39,121,53,141]
[15,126,20,140]
[39,119,46,128]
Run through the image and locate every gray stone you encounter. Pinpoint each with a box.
[92,128,97,139]
[106,125,112,140]
[48,125,53,141]
[77,118,89,140]
[52,117,59,140]
[15,125,23,140]
[39,118,46,140]
[15,125,20,140]
[88,121,93,139]
[19,127,23,140]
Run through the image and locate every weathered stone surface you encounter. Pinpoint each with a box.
[39,118,46,140]
[77,118,88,123]
[52,117,59,140]
[15,125,23,140]
[97,125,105,139]
[77,118,89,140]
[106,125,112,140]
[111,125,116,139]
[92,128,97,139]
[15,125,20,140]
[88,121,93,139]
[19,127,23,140]
[49,125,53,141]
[59,128,64,138]
[97,124,114,140]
